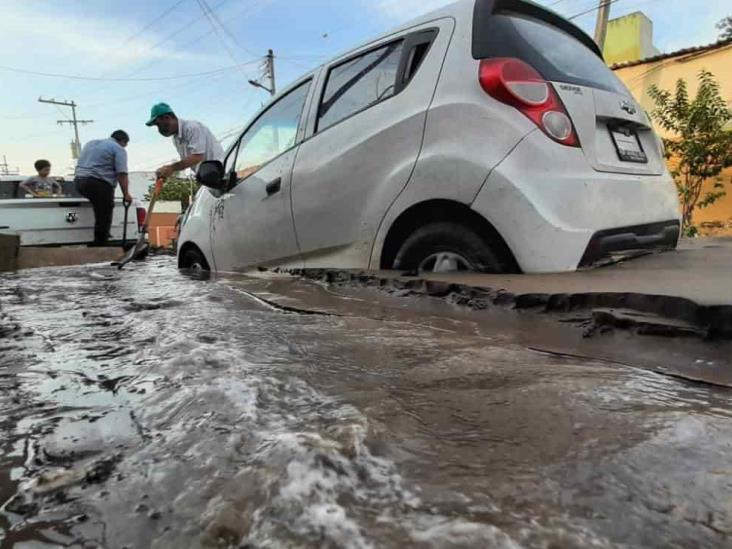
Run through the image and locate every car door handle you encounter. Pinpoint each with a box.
[265,178,282,196]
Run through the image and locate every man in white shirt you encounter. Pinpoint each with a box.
[145,102,224,179]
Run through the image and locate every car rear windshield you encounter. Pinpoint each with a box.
[476,13,629,96]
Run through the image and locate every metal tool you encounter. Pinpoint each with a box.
[113,177,164,269]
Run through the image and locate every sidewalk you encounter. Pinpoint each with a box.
[421,238,732,307]
[293,238,732,338]
[0,235,122,271]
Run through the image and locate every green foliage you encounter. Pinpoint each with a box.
[146,176,199,204]
[683,224,699,238]
[648,69,732,234]
[718,16,732,40]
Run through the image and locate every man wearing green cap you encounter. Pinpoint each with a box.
[145,102,224,179]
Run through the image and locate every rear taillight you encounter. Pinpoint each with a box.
[479,58,579,147]
[136,207,146,230]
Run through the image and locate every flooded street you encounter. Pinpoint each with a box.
[2,257,732,548]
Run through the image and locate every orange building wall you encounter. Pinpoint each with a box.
[148,212,179,248]
[695,174,732,234]
[613,44,732,234]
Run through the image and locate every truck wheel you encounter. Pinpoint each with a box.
[180,248,209,272]
[393,222,503,273]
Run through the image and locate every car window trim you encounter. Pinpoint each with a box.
[314,28,439,135]
[395,28,439,94]
[226,78,313,186]
[319,41,403,121]
[315,38,405,133]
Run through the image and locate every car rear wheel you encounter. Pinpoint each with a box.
[180,248,209,272]
[392,222,503,273]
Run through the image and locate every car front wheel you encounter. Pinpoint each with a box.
[180,248,210,272]
[392,222,503,274]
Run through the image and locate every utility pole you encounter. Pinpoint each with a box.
[38,98,93,160]
[0,155,19,176]
[593,0,612,52]
[266,49,276,97]
[248,49,276,97]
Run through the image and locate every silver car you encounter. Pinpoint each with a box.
[178,0,679,274]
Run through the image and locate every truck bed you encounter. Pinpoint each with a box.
[0,197,139,247]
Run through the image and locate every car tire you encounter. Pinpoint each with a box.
[392,222,503,273]
[180,248,209,272]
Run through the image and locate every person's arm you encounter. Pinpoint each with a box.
[19,180,38,197]
[157,153,204,179]
[52,180,63,195]
[117,174,132,203]
[114,147,133,203]
[236,164,262,180]
[158,123,210,179]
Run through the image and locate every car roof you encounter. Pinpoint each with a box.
[245,0,595,129]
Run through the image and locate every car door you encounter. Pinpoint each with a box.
[290,21,453,268]
[210,80,312,272]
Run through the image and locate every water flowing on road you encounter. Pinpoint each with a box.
[1,257,731,548]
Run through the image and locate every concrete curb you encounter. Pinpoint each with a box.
[287,269,732,339]
[0,234,20,271]
[0,242,123,272]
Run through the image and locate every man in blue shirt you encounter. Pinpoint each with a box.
[74,130,133,245]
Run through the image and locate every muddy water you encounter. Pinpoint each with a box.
[1,258,731,548]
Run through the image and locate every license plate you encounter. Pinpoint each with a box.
[610,126,647,163]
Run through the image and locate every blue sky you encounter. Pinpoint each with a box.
[0,0,728,177]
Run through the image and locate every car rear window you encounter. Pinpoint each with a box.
[476,13,629,96]
[318,40,404,132]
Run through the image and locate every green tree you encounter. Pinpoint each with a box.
[648,69,732,236]
[146,176,199,208]
[717,16,732,40]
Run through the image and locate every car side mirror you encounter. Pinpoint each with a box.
[196,160,226,190]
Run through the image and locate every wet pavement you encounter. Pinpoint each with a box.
[1,257,732,548]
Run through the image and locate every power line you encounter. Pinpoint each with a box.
[122,0,189,44]
[279,57,316,71]
[143,0,234,58]
[568,0,620,20]
[57,0,236,100]
[58,0,270,103]
[196,0,243,66]
[197,0,262,57]
[56,0,192,99]
[95,67,262,122]
[0,61,259,82]
[5,66,257,135]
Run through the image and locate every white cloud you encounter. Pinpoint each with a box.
[0,3,210,70]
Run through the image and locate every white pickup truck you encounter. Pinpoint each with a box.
[0,175,143,246]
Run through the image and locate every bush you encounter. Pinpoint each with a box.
[648,69,732,236]
[146,177,200,208]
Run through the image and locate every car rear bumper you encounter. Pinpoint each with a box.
[578,220,680,268]
[471,131,681,273]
